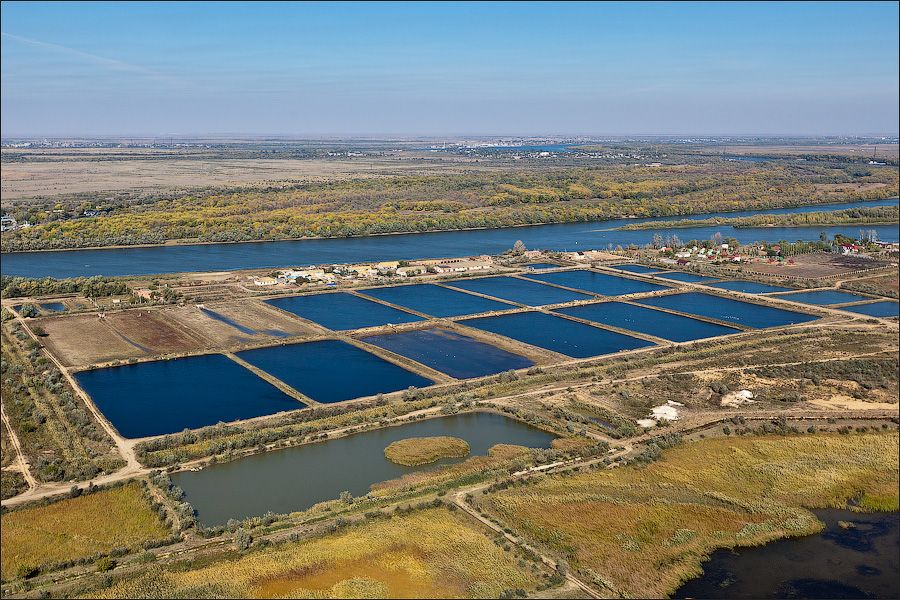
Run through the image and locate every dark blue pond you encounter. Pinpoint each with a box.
[707,280,794,294]
[360,328,534,379]
[653,271,723,283]
[637,292,819,328]
[4,199,895,279]
[524,269,670,296]
[446,276,593,306]
[236,339,433,403]
[265,292,422,330]
[610,264,663,274]
[39,302,66,313]
[172,411,556,526]
[461,311,654,358]
[555,301,740,342]
[772,289,870,305]
[675,509,899,599]
[74,354,302,438]
[839,301,900,318]
[357,283,514,317]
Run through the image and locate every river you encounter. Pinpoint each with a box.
[1,198,896,279]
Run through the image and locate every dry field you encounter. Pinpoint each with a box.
[36,314,146,367]
[88,507,543,599]
[842,272,900,298]
[482,432,899,598]
[1,482,170,580]
[161,301,316,347]
[35,300,316,367]
[719,143,899,159]
[737,253,893,279]
[0,151,496,201]
[100,310,205,355]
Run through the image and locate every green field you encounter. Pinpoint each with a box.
[1,482,170,580]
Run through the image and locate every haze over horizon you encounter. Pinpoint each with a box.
[2,1,898,137]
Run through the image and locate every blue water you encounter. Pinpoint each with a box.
[637,292,820,328]
[3,199,895,279]
[524,262,563,270]
[39,302,66,313]
[361,328,534,379]
[555,301,740,342]
[446,276,593,306]
[771,289,870,305]
[173,412,556,526]
[839,301,900,318]
[610,264,663,274]
[236,339,433,403]
[357,283,514,317]
[460,311,654,358]
[706,280,794,294]
[653,271,723,283]
[198,306,257,335]
[523,269,670,296]
[74,354,302,438]
[265,292,422,330]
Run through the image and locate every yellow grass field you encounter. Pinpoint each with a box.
[91,507,541,598]
[1,483,170,580]
[484,432,899,598]
[383,436,470,466]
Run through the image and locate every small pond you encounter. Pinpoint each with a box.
[674,509,899,599]
[173,412,556,526]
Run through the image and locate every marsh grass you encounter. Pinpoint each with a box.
[1,482,170,580]
[484,432,899,598]
[383,436,470,466]
[89,507,541,598]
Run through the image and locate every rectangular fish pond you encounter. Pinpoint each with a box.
[460,311,654,358]
[74,354,303,438]
[770,289,869,305]
[39,302,67,313]
[265,292,422,330]
[236,339,434,403]
[610,264,663,275]
[555,301,740,342]
[706,280,794,294]
[444,276,593,306]
[172,411,556,527]
[360,327,534,379]
[636,292,819,329]
[357,283,515,317]
[524,269,670,296]
[652,271,723,284]
[839,301,900,318]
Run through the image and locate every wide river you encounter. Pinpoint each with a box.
[1,198,896,279]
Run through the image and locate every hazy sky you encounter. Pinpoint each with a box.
[2,1,898,136]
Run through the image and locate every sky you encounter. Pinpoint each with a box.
[1,1,898,137]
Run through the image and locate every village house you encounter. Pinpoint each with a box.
[434,258,493,273]
[396,265,427,277]
[253,276,279,286]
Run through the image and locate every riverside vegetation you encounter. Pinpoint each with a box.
[2,163,896,250]
[615,204,899,230]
